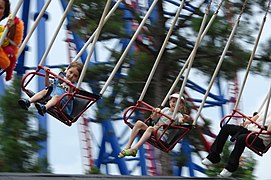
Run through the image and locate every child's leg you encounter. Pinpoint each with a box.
[35,95,59,116]
[118,121,149,158]
[18,89,48,110]
[132,126,154,150]
[44,95,59,110]
[125,121,148,149]
[29,89,48,103]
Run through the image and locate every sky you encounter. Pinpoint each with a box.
[5,0,271,179]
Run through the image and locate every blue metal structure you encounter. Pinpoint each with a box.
[92,0,229,176]
[0,0,230,176]
[36,1,49,170]
[88,0,227,176]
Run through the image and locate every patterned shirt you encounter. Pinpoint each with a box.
[50,78,76,115]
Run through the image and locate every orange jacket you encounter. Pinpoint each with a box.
[0,17,24,69]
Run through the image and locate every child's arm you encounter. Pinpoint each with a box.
[150,108,162,121]
[6,17,24,46]
[241,114,259,127]
[43,67,50,87]
[66,80,75,93]
[178,114,190,124]
[6,19,16,41]
[267,124,271,133]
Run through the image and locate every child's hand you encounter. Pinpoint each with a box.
[43,67,51,86]
[179,114,191,124]
[151,108,161,119]
[183,114,190,120]
[6,19,15,29]
[43,67,50,71]
[240,120,250,127]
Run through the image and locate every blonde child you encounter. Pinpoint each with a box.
[18,61,83,116]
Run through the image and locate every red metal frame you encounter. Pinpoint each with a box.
[123,100,192,153]
[221,109,271,156]
[21,66,100,126]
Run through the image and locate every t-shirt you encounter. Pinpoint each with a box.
[153,107,184,137]
[246,100,271,146]
[50,78,76,115]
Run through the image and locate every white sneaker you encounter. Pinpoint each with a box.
[218,168,232,177]
[201,158,213,166]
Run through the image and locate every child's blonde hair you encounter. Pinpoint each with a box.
[68,61,83,76]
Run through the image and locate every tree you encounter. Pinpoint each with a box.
[0,78,49,172]
[70,0,271,176]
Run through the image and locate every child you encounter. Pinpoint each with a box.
[118,93,190,158]
[18,61,83,116]
[202,100,271,177]
[0,0,24,81]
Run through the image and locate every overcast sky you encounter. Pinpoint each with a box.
[7,0,271,179]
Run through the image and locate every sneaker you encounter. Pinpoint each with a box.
[18,98,31,110]
[202,158,213,166]
[35,103,46,116]
[218,168,232,177]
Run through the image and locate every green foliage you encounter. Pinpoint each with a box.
[88,165,100,174]
[71,0,126,41]
[70,0,271,176]
[72,0,271,83]
[0,78,49,172]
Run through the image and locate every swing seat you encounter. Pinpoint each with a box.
[123,100,192,153]
[163,124,192,146]
[151,124,192,152]
[137,124,192,152]
[21,66,101,126]
[221,109,271,156]
[25,88,100,126]
[246,131,271,156]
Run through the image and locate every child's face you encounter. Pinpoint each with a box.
[66,67,80,83]
[169,97,183,112]
[0,0,5,20]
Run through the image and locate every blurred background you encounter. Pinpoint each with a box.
[0,0,271,180]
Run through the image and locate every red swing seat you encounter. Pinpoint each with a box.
[221,109,271,156]
[21,66,101,126]
[123,100,192,153]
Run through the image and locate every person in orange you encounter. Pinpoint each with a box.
[0,0,24,81]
